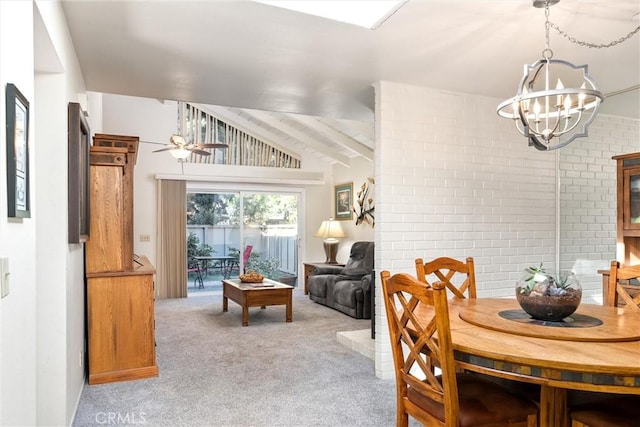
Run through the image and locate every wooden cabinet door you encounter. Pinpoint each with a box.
[623,166,640,231]
[87,273,156,384]
[85,164,125,273]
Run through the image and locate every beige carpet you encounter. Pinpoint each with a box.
[72,290,402,426]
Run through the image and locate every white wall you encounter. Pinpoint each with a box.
[373,81,640,379]
[34,1,90,424]
[1,1,88,424]
[0,2,37,423]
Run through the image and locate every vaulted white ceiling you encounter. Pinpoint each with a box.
[61,0,639,165]
[199,104,374,166]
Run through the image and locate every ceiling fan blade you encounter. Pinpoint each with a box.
[151,135,226,156]
[193,143,229,149]
[140,140,167,146]
[152,147,174,153]
[190,148,212,156]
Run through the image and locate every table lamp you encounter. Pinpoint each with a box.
[315,218,346,264]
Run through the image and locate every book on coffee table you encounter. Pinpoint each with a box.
[243,281,274,288]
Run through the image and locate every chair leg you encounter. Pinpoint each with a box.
[188,269,203,288]
[397,410,408,427]
[396,398,409,427]
[223,260,233,279]
[196,268,204,288]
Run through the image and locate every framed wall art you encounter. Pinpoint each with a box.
[334,182,353,221]
[68,102,91,243]
[5,83,30,218]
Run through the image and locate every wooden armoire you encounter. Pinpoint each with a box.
[600,152,640,306]
[85,133,158,385]
[613,152,640,265]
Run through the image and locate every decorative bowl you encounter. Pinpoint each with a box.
[239,272,264,283]
[515,267,582,321]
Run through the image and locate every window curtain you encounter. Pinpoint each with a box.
[156,179,187,298]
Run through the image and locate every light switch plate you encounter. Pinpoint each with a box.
[0,257,9,298]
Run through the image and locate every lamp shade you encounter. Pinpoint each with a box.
[315,219,346,239]
[315,218,345,264]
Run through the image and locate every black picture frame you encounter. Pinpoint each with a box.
[5,83,30,218]
[68,102,91,243]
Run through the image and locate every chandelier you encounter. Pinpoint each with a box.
[497,0,605,151]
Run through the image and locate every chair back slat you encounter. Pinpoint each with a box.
[415,256,477,299]
[608,261,640,312]
[431,278,460,423]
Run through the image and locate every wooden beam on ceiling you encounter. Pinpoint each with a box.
[197,104,301,160]
[237,108,351,167]
[286,114,373,161]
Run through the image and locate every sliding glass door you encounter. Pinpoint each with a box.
[187,189,299,286]
[242,192,298,284]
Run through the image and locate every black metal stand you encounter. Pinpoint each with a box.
[371,271,375,339]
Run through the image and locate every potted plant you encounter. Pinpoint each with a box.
[246,253,280,280]
[246,253,297,285]
[516,263,582,321]
[187,233,213,259]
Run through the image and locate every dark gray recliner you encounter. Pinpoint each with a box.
[307,241,374,319]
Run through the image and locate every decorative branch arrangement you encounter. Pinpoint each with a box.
[354,177,375,227]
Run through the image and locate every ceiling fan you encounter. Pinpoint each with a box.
[152,134,228,159]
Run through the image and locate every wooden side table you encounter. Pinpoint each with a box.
[303,262,345,295]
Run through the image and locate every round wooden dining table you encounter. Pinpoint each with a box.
[419,298,640,427]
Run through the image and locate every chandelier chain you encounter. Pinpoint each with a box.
[548,22,640,49]
[543,2,553,59]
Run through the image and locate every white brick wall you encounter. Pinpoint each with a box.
[559,114,639,297]
[373,80,640,379]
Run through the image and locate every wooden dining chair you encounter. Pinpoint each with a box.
[415,256,477,299]
[242,245,253,273]
[380,271,538,427]
[187,257,204,288]
[606,261,640,311]
[570,395,640,427]
[415,256,540,400]
[227,245,253,275]
[569,262,640,426]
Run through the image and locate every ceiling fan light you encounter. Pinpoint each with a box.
[169,148,191,159]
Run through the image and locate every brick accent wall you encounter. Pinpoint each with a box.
[373,81,640,379]
[559,116,639,295]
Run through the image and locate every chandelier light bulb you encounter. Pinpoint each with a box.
[563,95,572,117]
[555,79,564,107]
[533,99,542,122]
[578,83,587,109]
